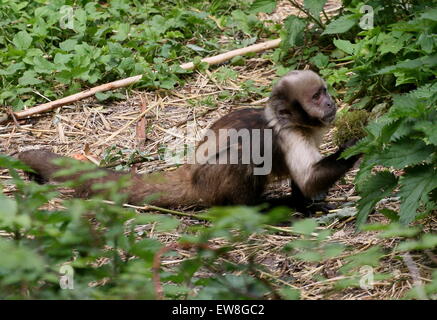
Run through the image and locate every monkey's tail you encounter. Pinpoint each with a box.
[17,150,199,208]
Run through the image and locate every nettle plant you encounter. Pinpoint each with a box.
[330,2,437,226]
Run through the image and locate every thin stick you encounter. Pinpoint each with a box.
[179,38,281,70]
[135,94,148,148]
[1,39,281,124]
[11,75,142,120]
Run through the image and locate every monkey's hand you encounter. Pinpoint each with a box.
[339,138,360,151]
[294,200,335,216]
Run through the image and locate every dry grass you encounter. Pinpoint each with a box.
[1,0,435,300]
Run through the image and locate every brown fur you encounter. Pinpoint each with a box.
[16,70,359,212]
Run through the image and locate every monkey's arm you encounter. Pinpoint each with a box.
[281,136,359,212]
[303,147,359,199]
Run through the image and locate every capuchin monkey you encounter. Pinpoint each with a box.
[16,70,360,215]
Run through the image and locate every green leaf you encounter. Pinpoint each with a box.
[281,15,306,49]
[414,120,437,145]
[0,194,18,227]
[340,246,384,273]
[356,171,398,227]
[18,71,43,86]
[333,39,355,55]
[379,38,404,55]
[12,31,32,50]
[374,138,434,169]
[295,251,322,262]
[54,53,73,65]
[279,287,301,300]
[112,23,130,41]
[322,15,357,35]
[134,214,180,232]
[398,234,437,251]
[186,44,209,53]
[0,239,45,284]
[33,56,56,74]
[310,53,329,68]
[292,218,318,235]
[398,165,437,224]
[250,0,276,14]
[0,62,26,76]
[420,8,437,21]
[304,0,327,19]
[59,39,78,51]
[417,34,434,54]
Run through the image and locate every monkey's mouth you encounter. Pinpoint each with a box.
[322,110,336,123]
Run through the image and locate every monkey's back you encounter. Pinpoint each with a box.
[190,108,287,205]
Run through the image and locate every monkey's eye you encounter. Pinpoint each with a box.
[312,92,320,99]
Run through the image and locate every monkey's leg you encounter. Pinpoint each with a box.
[289,181,334,215]
[263,182,332,215]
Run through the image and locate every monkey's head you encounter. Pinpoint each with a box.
[271,70,337,126]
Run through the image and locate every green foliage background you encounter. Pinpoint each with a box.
[0,0,270,108]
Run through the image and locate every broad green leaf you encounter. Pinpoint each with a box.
[112,23,130,41]
[398,165,437,224]
[310,53,329,68]
[379,38,404,55]
[0,194,18,227]
[12,31,32,50]
[250,0,276,13]
[357,171,398,227]
[54,53,73,65]
[398,234,437,251]
[322,15,357,35]
[33,56,56,74]
[414,120,437,145]
[281,15,306,49]
[340,246,384,273]
[59,39,78,51]
[0,62,25,76]
[0,239,45,283]
[292,218,318,235]
[333,39,355,55]
[304,0,327,20]
[373,138,434,169]
[18,72,43,86]
[186,44,209,53]
[417,34,434,54]
[420,8,437,21]
[295,251,322,262]
[279,288,301,300]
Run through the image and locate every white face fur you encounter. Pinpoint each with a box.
[281,70,336,124]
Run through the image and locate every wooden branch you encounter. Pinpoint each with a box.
[179,38,281,70]
[135,94,148,148]
[9,75,143,121]
[0,38,281,124]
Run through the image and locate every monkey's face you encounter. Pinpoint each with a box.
[307,85,336,125]
[278,70,337,126]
